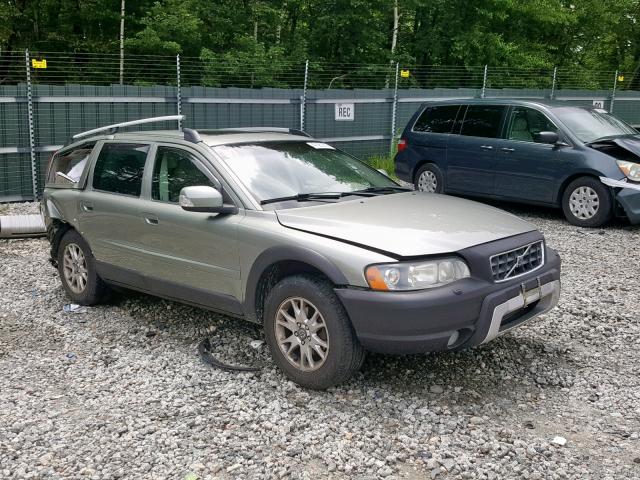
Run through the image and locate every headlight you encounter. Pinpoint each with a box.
[365,258,470,291]
[616,160,640,182]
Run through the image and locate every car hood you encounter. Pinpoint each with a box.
[588,136,640,160]
[275,192,537,257]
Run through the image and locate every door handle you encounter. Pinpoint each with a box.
[143,215,159,225]
[80,202,94,212]
[480,145,494,150]
[501,147,515,152]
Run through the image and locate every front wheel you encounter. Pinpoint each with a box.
[263,274,365,389]
[561,176,613,227]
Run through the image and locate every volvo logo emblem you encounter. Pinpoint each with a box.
[504,245,531,280]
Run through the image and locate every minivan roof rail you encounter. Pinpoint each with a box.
[72,115,185,140]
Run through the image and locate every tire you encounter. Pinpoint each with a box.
[414,163,444,193]
[57,230,109,305]
[561,176,613,227]
[263,274,365,390]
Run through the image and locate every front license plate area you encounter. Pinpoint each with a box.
[522,281,542,306]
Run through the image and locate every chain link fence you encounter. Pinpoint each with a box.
[1,50,639,201]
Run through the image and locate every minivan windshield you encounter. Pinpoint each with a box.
[552,107,638,143]
[213,141,398,204]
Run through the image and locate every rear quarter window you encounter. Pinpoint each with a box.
[46,142,96,186]
[413,105,461,133]
[92,143,149,196]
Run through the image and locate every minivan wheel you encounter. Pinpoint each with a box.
[57,230,109,305]
[414,163,443,193]
[263,274,365,389]
[561,176,613,227]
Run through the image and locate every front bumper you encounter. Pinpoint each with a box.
[600,177,640,224]
[336,246,561,354]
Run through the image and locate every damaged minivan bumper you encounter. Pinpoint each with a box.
[600,177,640,224]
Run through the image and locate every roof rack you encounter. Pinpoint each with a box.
[72,115,184,140]
[193,127,311,138]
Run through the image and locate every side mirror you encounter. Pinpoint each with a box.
[534,131,560,145]
[377,168,390,177]
[179,186,236,214]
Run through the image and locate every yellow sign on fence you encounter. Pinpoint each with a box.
[31,59,47,69]
[400,69,410,78]
[618,75,625,82]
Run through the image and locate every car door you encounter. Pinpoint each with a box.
[77,141,152,275]
[445,104,507,195]
[494,106,561,204]
[135,144,243,312]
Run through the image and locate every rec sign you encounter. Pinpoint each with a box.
[335,103,355,121]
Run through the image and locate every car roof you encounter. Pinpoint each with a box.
[421,98,584,109]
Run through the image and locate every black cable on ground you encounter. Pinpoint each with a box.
[198,337,262,373]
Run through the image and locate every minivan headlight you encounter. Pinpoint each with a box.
[616,160,640,182]
[365,258,470,291]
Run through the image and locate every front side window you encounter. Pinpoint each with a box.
[552,107,637,143]
[92,143,149,196]
[151,147,215,203]
[460,105,506,138]
[506,107,558,143]
[213,141,397,203]
[413,105,460,133]
[47,142,96,185]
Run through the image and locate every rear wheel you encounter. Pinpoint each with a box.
[57,230,109,305]
[264,274,365,389]
[561,176,613,227]
[414,163,444,193]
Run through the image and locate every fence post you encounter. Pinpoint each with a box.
[550,67,557,99]
[24,50,38,200]
[481,65,488,98]
[176,54,182,131]
[300,59,309,131]
[610,70,618,114]
[389,62,400,154]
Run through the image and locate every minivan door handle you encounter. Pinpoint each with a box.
[80,202,94,212]
[480,145,494,150]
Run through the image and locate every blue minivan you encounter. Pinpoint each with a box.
[394,99,640,227]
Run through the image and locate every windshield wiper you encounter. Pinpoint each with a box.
[352,186,411,194]
[260,191,376,205]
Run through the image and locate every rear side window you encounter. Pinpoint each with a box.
[460,106,506,138]
[413,105,460,133]
[47,142,96,185]
[92,143,149,196]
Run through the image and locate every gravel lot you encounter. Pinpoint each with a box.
[1,201,639,480]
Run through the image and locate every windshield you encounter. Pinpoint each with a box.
[213,141,398,203]
[552,107,637,143]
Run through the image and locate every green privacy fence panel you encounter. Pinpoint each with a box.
[2,62,640,201]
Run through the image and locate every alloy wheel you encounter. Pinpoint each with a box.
[63,243,88,294]
[274,297,330,372]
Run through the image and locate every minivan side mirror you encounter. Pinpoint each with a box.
[179,186,237,214]
[534,131,560,145]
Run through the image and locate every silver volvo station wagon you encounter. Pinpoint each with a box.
[42,116,561,389]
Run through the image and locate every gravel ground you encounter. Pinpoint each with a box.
[1,201,639,480]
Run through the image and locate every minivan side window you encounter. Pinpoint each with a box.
[506,107,558,143]
[460,105,506,138]
[151,147,215,203]
[92,143,149,196]
[413,105,460,133]
[47,142,96,185]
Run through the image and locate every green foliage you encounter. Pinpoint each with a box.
[365,154,398,180]
[1,0,639,87]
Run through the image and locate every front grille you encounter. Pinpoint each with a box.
[490,241,544,282]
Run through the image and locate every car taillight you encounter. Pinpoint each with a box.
[397,138,407,152]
